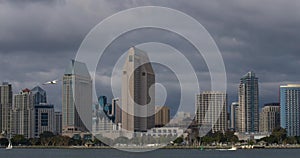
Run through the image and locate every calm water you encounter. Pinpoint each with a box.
[1,148,300,158]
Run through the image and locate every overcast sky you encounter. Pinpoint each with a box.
[1,0,300,113]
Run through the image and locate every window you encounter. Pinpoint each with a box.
[41,113,48,126]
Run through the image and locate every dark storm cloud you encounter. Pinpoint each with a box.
[1,0,300,111]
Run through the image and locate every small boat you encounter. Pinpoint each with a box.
[216,146,237,151]
[227,146,237,151]
[6,140,12,150]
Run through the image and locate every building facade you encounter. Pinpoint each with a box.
[54,112,62,135]
[12,89,34,138]
[121,47,155,132]
[112,98,122,124]
[34,104,55,137]
[99,96,107,108]
[238,71,259,133]
[196,91,228,133]
[62,60,92,134]
[0,82,13,134]
[155,106,170,127]
[280,84,300,136]
[259,103,280,133]
[230,102,239,131]
[31,86,47,106]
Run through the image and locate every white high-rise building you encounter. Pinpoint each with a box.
[62,60,92,134]
[121,47,155,132]
[12,89,34,138]
[196,91,228,133]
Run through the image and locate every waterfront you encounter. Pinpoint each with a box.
[1,149,300,158]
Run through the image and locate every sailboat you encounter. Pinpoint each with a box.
[6,140,12,150]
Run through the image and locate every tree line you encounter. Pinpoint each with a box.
[0,131,177,147]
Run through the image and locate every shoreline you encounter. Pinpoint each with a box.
[2,145,300,150]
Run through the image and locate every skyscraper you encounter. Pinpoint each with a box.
[230,102,239,131]
[62,60,92,134]
[12,88,34,138]
[238,71,259,133]
[280,84,300,136]
[121,47,155,132]
[196,91,228,133]
[31,86,47,106]
[259,103,280,133]
[0,82,13,134]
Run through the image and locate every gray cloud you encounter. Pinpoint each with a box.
[1,0,300,112]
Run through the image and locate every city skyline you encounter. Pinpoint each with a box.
[2,1,300,157]
[0,0,299,138]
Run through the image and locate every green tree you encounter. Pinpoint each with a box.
[173,136,184,145]
[11,135,28,146]
[271,127,287,144]
[114,136,129,145]
[201,136,213,145]
[284,137,297,145]
[40,131,55,146]
[28,138,40,146]
[225,131,238,144]
[0,138,9,146]
[94,134,113,146]
[130,136,141,145]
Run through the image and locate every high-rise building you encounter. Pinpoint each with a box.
[34,104,55,137]
[155,106,170,127]
[12,88,34,138]
[112,98,122,124]
[31,86,47,106]
[62,60,92,134]
[31,86,55,137]
[121,47,155,132]
[196,91,227,133]
[0,82,13,134]
[54,112,62,135]
[280,84,300,136]
[230,102,239,131]
[259,103,280,133]
[99,96,107,108]
[238,71,259,133]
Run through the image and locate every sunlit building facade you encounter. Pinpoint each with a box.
[62,60,92,134]
[121,47,155,132]
[196,91,228,133]
[280,84,300,136]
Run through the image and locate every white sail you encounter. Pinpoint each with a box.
[6,140,12,149]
